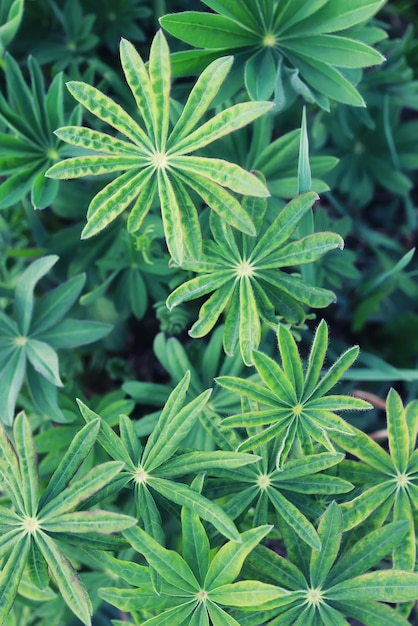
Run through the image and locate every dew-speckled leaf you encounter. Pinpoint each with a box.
[239,276,260,366]
[82,168,154,239]
[169,55,233,146]
[12,412,39,516]
[120,38,155,140]
[189,281,235,338]
[66,81,153,150]
[54,126,147,155]
[386,388,409,474]
[177,169,256,236]
[252,191,318,262]
[172,101,273,156]
[149,30,171,151]
[173,156,269,197]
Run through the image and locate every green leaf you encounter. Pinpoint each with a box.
[0,346,25,426]
[268,489,321,551]
[14,255,58,336]
[119,38,155,141]
[340,482,395,530]
[81,168,154,239]
[210,580,289,607]
[149,29,171,151]
[12,412,39,516]
[76,399,134,467]
[148,477,240,542]
[239,277,260,366]
[40,461,124,519]
[40,318,112,349]
[172,102,273,156]
[252,350,297,405]
[309,502,342,587]
[30,274,86,336]
[142,388,211,472]
[277,324,304,398]
[328,570,418,603]
[386,388,409,474]
[173,156,269,197]
[252,192,319,262]
[181,477,210,582]
[39,419,101,509]
[159,451,259,477]
[205,525,272,589]
[169,55,233,145]
[35,531,93,626]
[40,510,136,534]
[283,36,385,68]
[66,81,153,151]
[124,525,199,593]
[160,12,257,49]
[330,521,409,585]
[26,339,63,387]
[0,534,30,625]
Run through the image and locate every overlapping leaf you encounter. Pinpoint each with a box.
[217,320,372,457]
[334,389,418,571]
[237,502,417,625]
[0,53,81,209]
[161,0,386,107]
[46,31,272,264]
[0,255,111,425]
[78,371,260,543]
[167,192,344,365]
[0,412,136,626]
[99,489,289,624]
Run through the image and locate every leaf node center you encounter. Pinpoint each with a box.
[257,473,271,490]
[22,515,40,535]
[263,33,277,47]
[305,587,324,607]
[133,466,149,485]
[235,260,254,278]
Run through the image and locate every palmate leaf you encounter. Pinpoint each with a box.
[46,32,272,264]
[0,255,111,425]
[217,320,371,459]
[161,0,386,106]
[79,374,257,543]
[239,505,415,626]
[167,193,343,365]
[0,411,136,626]
[101,516,285,624]
[333,390,418,571]
[0,54,81,209]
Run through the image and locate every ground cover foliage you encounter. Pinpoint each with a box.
[0,0,418,624]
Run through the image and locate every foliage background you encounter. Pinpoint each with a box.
[0,0,417,625]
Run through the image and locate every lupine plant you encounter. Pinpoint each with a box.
[0,1,418,626]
